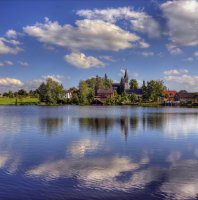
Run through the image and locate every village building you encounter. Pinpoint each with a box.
[162,90,177,102]
[174,92,198,102]
[121,69,129,90]
[94,88,114,104]
[65,88,78,99]
[126,89,143,96]
[66,90,72,99]
[111,69,143,97]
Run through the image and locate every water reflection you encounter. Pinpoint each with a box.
[160,158,198,200]
[78,118,114,135]
[25,150,198,200]
[0,151,21,174]
[26,155,150,190]
[1,106,198,199]
[130,116,139,130]
[76,112,198,139]
[68,139,102,157]
[38,118,65,135]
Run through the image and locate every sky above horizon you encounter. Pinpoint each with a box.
[1,0,198,92]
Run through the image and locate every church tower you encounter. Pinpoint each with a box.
[123,69,128,90]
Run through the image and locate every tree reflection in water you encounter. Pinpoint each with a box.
[39,118,64,135]
[76,114,166,140]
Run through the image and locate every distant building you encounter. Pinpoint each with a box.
[112,69,129,92]
[126,89,143,96]
[65,88,78,99]
[162,90,177,102]
[174,92,197,102]
[112,83,120,91]
[123,69,129,90]
[94,89,114,104]
[66,91,72,99]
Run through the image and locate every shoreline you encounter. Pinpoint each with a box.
[0,103,198,108]
[0,97,197,108]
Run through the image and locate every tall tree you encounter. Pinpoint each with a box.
[95,75,104,92]
[37,78,65,104]
[142,80,148,101]
[146,80,166,102]
[79,80,89,105]
[8,90,14,98]
[104,73,112,89]
[118,77,125,94]
[17,89,28,97]
[129,79,139,90]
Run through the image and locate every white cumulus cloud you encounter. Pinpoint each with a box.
[0,78,23,87]
[77,7,160,38]
[6,29,17,38]
[163,69,188,75]
[166,44,182,55]
[165,74,198,86]
[65,51,105,69]
[163,69,198,91]
[0,37,22,55]
[23,18,140,51]
[161,0,198,46]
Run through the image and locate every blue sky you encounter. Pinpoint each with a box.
[0,0,198,92]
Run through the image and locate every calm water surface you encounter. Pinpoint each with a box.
[1,106,198,200]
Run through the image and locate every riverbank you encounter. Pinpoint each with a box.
[0,97,39,105]
[1,97,198,108]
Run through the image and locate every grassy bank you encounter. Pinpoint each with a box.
[139,102,163,107]
[0,97,39,105]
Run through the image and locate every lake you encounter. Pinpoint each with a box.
[1,106,198,200]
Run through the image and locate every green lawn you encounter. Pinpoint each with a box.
[0,97,39,105]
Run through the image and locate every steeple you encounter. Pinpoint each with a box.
[124,69,128,89]
[124,69,128,83]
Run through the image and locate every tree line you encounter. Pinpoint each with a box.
[1,89,39,98]
[0,74,167,105]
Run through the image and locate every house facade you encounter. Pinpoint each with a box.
[94,89,114,104]
[66,90,72,99]
[174,92,197,102]
[162,90,177,102]
[65,88,78,99]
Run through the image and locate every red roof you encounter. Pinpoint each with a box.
[162,90,177,97]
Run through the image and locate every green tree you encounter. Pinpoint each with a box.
[120,92,130,104]
[95,75,104,92]
[129,79,138,90]
[17,89,28,97]
[142,80,148,101]
[71,93,79,104]
[37,78,65,104]
[38,83,48,102]
[146,80,166,102]
[129,93,138,103]
[8,90,14,98]
[79,81,89,105]
[104,74,112,89]
[118,77,125,94]
[3,92,9,97]
[105,96,116,105]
